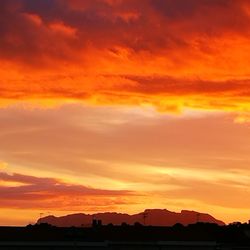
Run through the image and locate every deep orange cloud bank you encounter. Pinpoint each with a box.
[1,0,250,118]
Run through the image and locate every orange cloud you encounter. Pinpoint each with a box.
[0,0,250,117]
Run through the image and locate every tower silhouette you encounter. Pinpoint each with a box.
[196,213,201,223]
[142,212,148,226]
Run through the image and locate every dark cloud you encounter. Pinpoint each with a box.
[121,76,250,96]
[151,0,230,18]
[1,0,249,64]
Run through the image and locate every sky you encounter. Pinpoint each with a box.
[0,0,250,226]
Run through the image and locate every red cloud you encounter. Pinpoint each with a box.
[0,172,134,210]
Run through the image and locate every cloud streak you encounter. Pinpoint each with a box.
[0,171,134,210]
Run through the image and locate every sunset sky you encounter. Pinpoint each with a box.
[0,0,250,226]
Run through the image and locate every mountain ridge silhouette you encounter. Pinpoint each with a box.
[38,209,225,227]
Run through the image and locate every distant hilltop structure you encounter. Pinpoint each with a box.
[92,219,102,227]
[37,209,225,227]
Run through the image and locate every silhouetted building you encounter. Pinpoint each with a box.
[92,219,97,227]
[92,219,102,227]
[97,220,102,226]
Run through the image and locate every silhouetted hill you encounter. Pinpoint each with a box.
[38,209,224,227]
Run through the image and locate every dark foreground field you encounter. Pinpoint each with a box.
[1,241,250,250]
[0,241,231,250]
[0,223,250,249]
